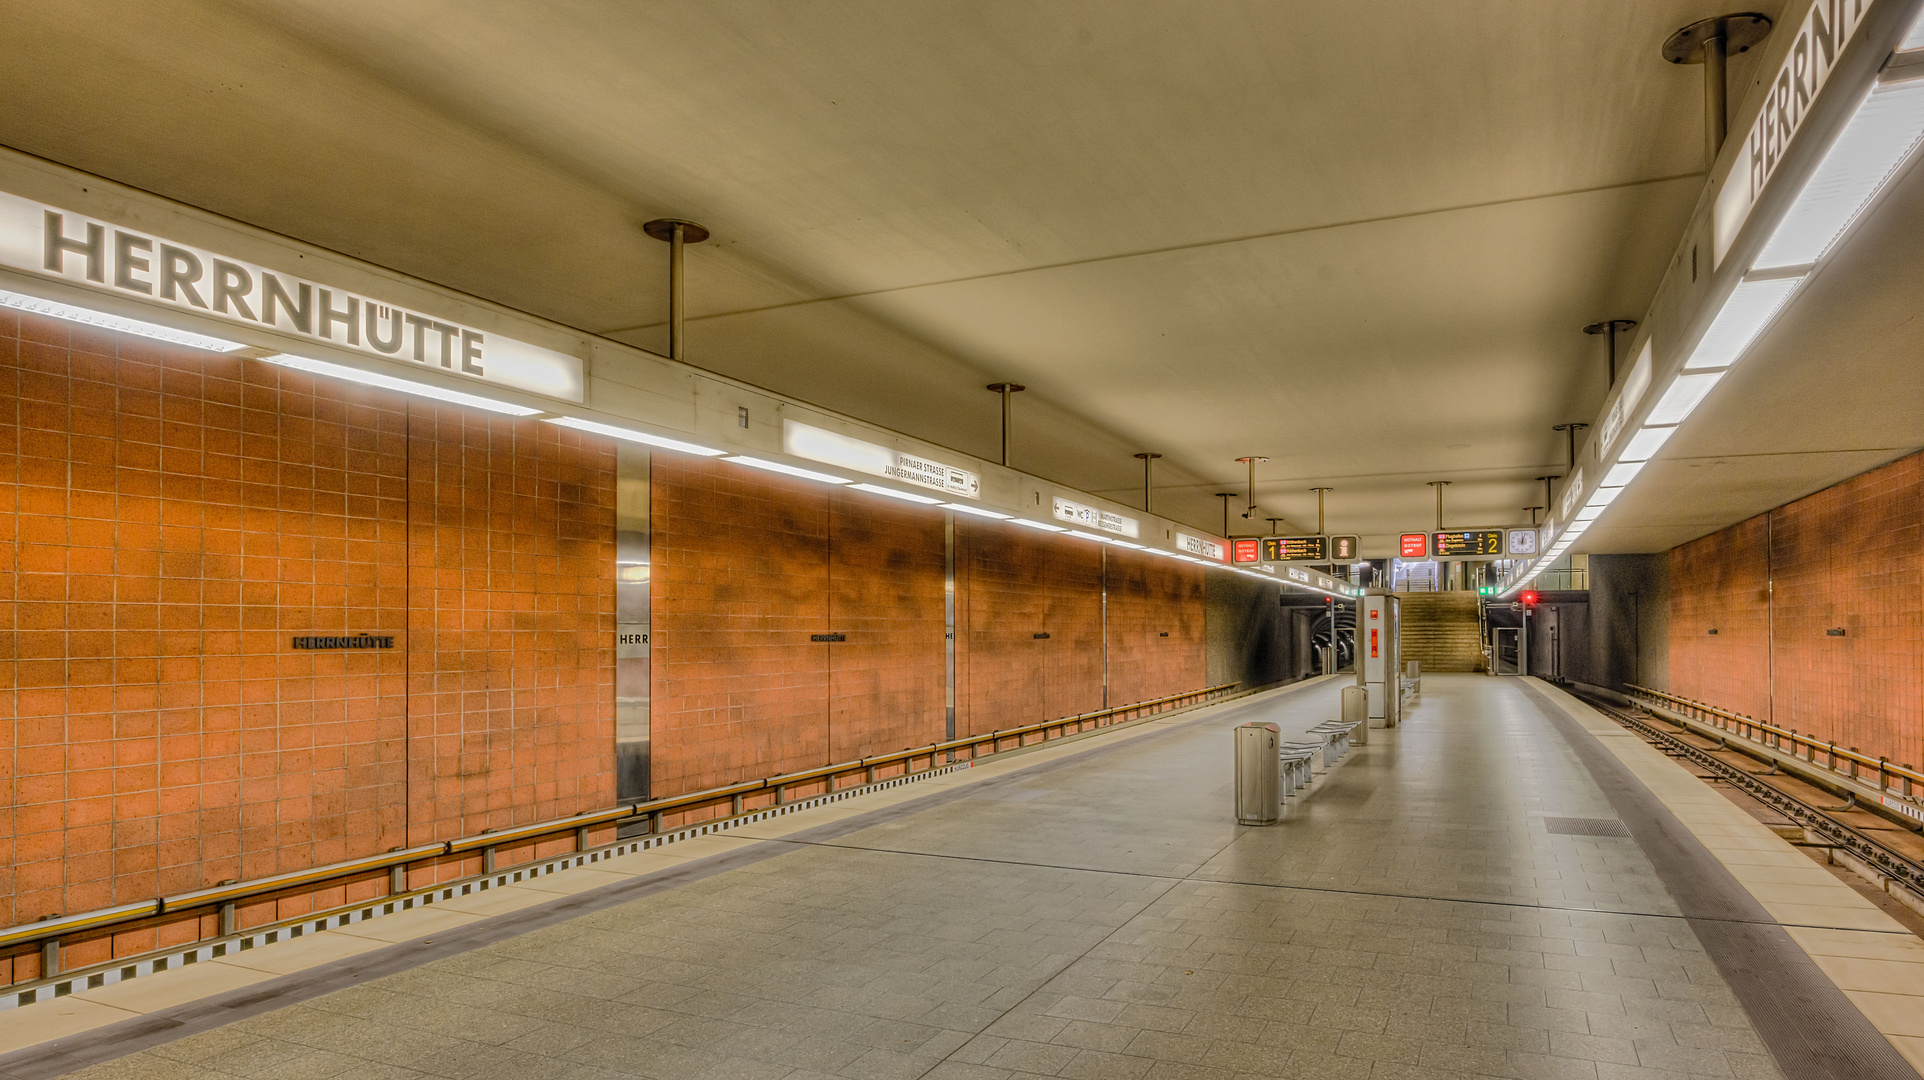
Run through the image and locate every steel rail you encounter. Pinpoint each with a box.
[1577,690,1924,904]
[1626,684,1924,800]
[1,682,1239,962]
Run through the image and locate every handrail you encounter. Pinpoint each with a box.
[1625,684,1924,794]
[1,681,1238,962]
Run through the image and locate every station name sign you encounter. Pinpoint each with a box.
[1052,496,1139,537]
[0,192,584,401]
[291,634,394,650]
[784,420,980,498]
[1714,0,1872,263]
[1174,532,1225,561]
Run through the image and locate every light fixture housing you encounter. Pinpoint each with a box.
[1645,372,1724,425]
[1008,518,1067,532]
[546,416,724,455]
[266,354,540,416]
[849,482,943,505]
[941,502,1011,519]
[2,288,246,353]
[1682,273,1806,370]
[726,456,852,484]
[1754,77,1924,270]
[1618,426,1678,463]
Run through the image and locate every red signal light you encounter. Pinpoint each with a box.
[1521,590,1539,607]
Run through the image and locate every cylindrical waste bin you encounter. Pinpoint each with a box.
[1235,722,1282,825]
[1342,685,1368,745]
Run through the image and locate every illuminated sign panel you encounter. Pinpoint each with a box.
[785,421,980,497]
[0,193,584,401]
[1506,528,1538,555]
[1328,535,1360,560]
[1051,497,1139,537]
[1399,533,1429,559]
[1262,535,1326,561]
[1230,538,1261,564]
[1175,532,1225,562]
[1713,1,1871,265]
[1432,530,1503,558]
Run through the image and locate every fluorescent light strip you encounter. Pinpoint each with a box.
[1586,486,1623,507]
[1008,518,1067,532]
[849,482,943,505]
[1105,539,1145,550]
[1067,530,1109,543]
[1907,10,1924,51]
[1618,426,1676,463]
[1601,460,1644,487]
[265,354,540,416]
[1646,372,1723,425]
[1,288,247,352]
[1683,274,1804,370]
[1755,79,1924,269]
[546,416,724,455]
[942,502,1010,519]
[727,456,851,484]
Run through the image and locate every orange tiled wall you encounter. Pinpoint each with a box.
[0,311,614,942]
[647,457,1210,795]
[1669,450,1923,769]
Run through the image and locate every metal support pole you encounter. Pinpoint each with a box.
[1553,423,1588,469]
[1311,487,1332,535]
[643,218,710,362]
[986,383,1025,466]
[41,938,58,979]
[1133,453,1161,513]
[1583,319,1637,386]
[1664,15,1772,168]
[1216,492,1238,537]
[1236,457,1267,520]
[1525,506,1543,526]
[1427,481,1450,530]
[1536,476,1561,517]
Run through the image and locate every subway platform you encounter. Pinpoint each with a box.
[4,675,1924,1080]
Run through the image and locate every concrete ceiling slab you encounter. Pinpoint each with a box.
[2,0,1838,553]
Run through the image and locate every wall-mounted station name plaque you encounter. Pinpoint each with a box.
[291,635,395,650]
[0,194,585,402]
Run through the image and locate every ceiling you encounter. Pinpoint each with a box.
[10,0,1886,555]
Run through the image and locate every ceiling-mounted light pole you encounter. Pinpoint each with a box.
[1582,319,1638,385]
[1309,487,1332,535]
[1426,480,1451,530]
[1215,492,1239,537]
[1663,14,1772,167]
[643,218,710,361]
[1133,452,1162,513]
[985,383,1026,466]
[1536,475,1562,515]
[1553,422,1589,469]
[1235,456,1267,520]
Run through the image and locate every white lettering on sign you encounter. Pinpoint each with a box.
[1598,339,1653,454]
[1286,567,1309,583]
[784,421,981,497]
[1174,532,1225,561]
[1559,469,1585,522]
[0,192,584,401]
[1714,0,1873,265]
[1051,497,1139,537]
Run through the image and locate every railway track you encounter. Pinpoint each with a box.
[1570,689,1924,909]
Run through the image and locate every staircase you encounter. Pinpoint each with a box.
[1398,592,1484,673]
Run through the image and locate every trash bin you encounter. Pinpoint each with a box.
[1235,722,1282,825]
[1342,685,1368,745]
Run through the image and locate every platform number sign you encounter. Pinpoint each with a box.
[1432,530,1503,557]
